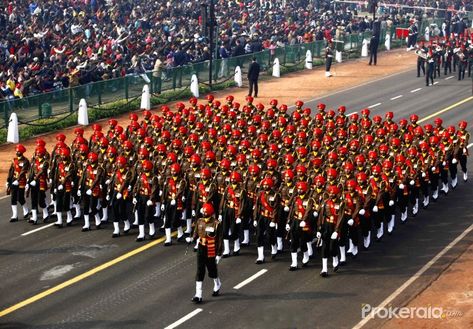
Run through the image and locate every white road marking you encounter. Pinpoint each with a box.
[0,195,9,200]
[410,88,422,93]
[433,81,439,85]
[21,223,55,236]
[233,269,268,290]
[164,308,203,329]
[390,95,403,100]
[352,221,473,329]
[368,103,382,109]
[347,111,357,116]
[468,143,473,149]
[445,76,454,80]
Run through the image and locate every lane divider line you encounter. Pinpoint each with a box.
[164,308,203,329]
[418,96,473,123]
[410,88,422,93]
[233,269,268,290]
[368,103,382,109]
[433,81,439,85]
[390,95,403,100]
[352,221,473,329]
[445,76,454,80]
[21,223,55,236]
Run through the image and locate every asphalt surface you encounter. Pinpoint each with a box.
[1,68,473,329]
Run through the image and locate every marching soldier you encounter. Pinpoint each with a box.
[78,152,104,231]
[133,160,158,241]
[7,144,30,222]
[457,121,469,181]
[53,148,76,227]
[107,156,132,237]
[27,146,49,224]
[186,203,223,303]
[340,180,361,263]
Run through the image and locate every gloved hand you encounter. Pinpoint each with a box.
[236,217,242,224]
[116,192,122,200]
[372,205,379,213]
[58,184,64,191]
[347,218,354,226]
[192,210,196,217]
[25,184,29,192]
[359,209,366,216]
[316,231,322,239]
[284,206,290,212]
[422,172,426,177]
[269,221,276,228]
[299,221,306,228]
[77,190,82,197]
[253,220,258,228]
[128,186,132,191]
[200,208,204,215]
[159,190,163,196]
[389,200,394,206]
[215,255,221,264]
[182,196,186,202]
[218,215,223,222]
[313,211,319,218]
[12,180,19,186]
[442,161,446,166]
[331,231,338,240]
[5,182,9,188]
[106,194,110,201]
[54,188,58,193]
[30,180,37,187]
[285,223,291,232]
[146,200,153,206]
[431,166,436,172]
[48,179,52,185]
[170,199,176,206]
[86,189,92,196]
[71,181,75,187]
[160,204,165,211]
[410,180,415,186]
[105,179,110,185]
[399,183,405,189]
[132,198,138,205]
[452,158,458,164]
[185,237,193,244]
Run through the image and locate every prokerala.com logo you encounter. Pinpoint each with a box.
[361,304,463,319]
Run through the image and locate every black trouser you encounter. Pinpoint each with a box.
[459,153,468,173]
[10,186,26,206]
[112,197,128,223]
[372,204,385,229]
[359,211,371,239]
[396,187,408,213]
[56,190,71,212]
[248,78,258,97]
[429,171,440,194]
[449,157,458,180]
[30,185,47,210]
[426,62,434,85]
[256,216,276,247]
[222,207,238,240]
[153,76,162,94]
[164,202,181,228]
[289,220,309,253]
[320,222,338,258]
[444,60,452,75]
[196,244,218,281]
[136,195,154,225]
[369,39,379,65]
[277,208,289,239]
[417,59,425,77]
[82,194,99,215]
[458,61,466,80]
[242,199,254,231]
[409,183,420,205]
[383,193,396,220]
[439,163,449,185]
[325,57,332,72]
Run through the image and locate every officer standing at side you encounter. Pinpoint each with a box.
[247,57,260,98]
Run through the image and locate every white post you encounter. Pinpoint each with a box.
[7,112,19,143]
[305,50,313,69]
[190,74,199,98]
[272,58,280,78]
[362,39,369,57]
[78,98,89,126]
[385,33,391,51]
[234,66,243,87]
[140,84,151,110]
[335,50,342,63]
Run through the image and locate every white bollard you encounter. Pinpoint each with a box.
[140,84,151,110]
[190,74,199,98]
[362,39,369,57]
[385,33,391,51]
[234,66,243,87]
[7,112,19,143]
[78,98,89,126]
[272,58,280,78]
[335,51,342,63]
[305,50,313,69]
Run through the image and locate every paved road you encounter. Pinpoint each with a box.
[0,70,472,329]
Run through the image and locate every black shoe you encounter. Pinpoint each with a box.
[193,247,198,252]
[255,259,264,265]
[43,216,49,223]
[289,266,298,271]
[233,250,240,256]
[136,237,145,242]
[222,254,230,258]
[241,242,249,247]
[82,227,91,232]
[212,290,220,297]
[177,235,185,242]
[277,249,283,255]
[302,261,309,268]
[96,223,102,230]
[340,261,346,266]
[31,220,38,225]
[333,265,339,272]
[10,217,18,223]
[149,233,156,240]
[54,223,63,228]
[164,241,172,246]
[132,224,139,229]
[23,212,30,220]
[124,228,131,234]
[112,233,120,238]
[66,222,73,227]
[271,253,277,260]
[192,296,202,304]
[320,271,328,277]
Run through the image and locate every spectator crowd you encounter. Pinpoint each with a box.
[0,0,470,99]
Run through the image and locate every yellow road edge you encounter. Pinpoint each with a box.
[1,95,472,318]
